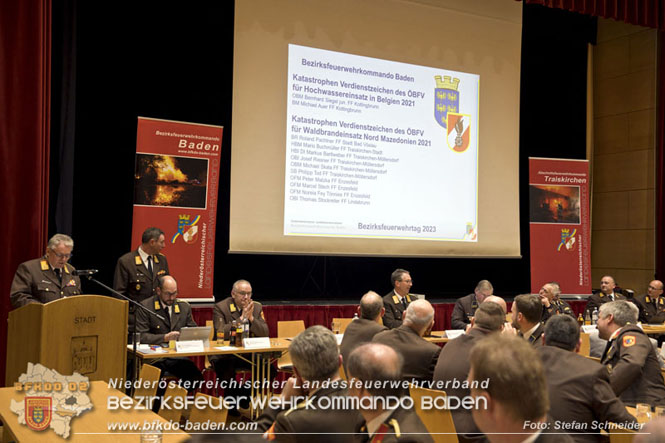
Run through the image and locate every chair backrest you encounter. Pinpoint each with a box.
[133,364,161,399]
[158,382,187,423]
[409,384,458,443]
[188,392,228,427]
[332,318,354,334]
[579,332,590,357]
[339,364,347,381]
[608,423,636,443]
[277,320,305,338]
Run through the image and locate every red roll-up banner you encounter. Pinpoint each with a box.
[529,157,591,295]
[131,117,223,301]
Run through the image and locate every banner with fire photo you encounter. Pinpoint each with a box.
[131,117,223,300]
[529,157,591,295]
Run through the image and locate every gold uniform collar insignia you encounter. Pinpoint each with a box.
[153,255,159,264]
[405,294,412,303]
[135,255,143,265]
[63,265,70,274]
[388,419,401,437]
[392,295,399,304]
[40,260,49,271]
[230,303,237,313]
[174,304,180,314]
[154,300,161,310]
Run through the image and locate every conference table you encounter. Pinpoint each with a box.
[0,380,190,442]
[129,331,450,418]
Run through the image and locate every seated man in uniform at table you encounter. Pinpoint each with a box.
[382,268,414,329]
[633,280,665,324]
[539,281,574,323]
[10,233,81,308]
[348,343,433,443]
[586,275,626,317]
[538,315,637,443]
[257,326,360,442]
[433,301,505,442]
[211,279,269,415]
[450,280,493,330]
[340,290,388,374]
[373,299,441,384]
[113,227,169,332]
[597,300,665,406]
[135,275,203,390]
[468,334,574,442]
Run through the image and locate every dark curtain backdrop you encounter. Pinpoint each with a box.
[0,0,52,385]
[44,2,593,305]
[524,0,664,29]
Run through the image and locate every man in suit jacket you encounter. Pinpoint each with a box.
[114,227,169,331]
[598,300,665,406]
[10,234,81,308]
[469,334,574,442]
[349,343,432,443]
[512,294,544,346]
[340,291,388,373]
[585,275,626,317]
[632,280,665,324]
[382,268,414,329]
[373,299,441,383]
[450,280,493,330]
[256,326,360,442]
[539,315,637,443]
[432,301,505,442]
[211,279,269,414]
[135,275,202,388]
[539,282,574,323]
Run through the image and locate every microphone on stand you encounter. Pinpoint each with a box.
[72,269,99,276]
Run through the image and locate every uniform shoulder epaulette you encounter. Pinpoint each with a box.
[283,397,313,417]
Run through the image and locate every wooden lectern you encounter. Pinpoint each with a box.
[5,295,128,386]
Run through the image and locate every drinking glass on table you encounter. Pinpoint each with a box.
[636,403,652,423]
[655,406,665,418]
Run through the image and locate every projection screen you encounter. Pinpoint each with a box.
[230,0,522,257]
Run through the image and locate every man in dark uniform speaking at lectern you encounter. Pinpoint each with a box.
[113,227,169,331]
[10,233,82,308]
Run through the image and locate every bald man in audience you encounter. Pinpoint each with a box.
[633,280,665,324]
[586,275,626,316]
[340,291,388,374]
[257,326,359,442]
[433,301,505,442]
[511,294,544,346]
[349,343,433,443]
[382,269,414,329]
[598,300,665,406]
[451,280,493,330]
[538,315,637,443]
[468,334,574,442]
[483,295,507,313]
[539,282,574,323]
[373,299,441,383]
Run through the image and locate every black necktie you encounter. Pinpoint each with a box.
[401,297,407,310]
[601,339,613,362]
[55,268,62,282]
[147,256,154,275]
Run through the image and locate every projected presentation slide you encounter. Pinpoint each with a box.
[284,44,479,241]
